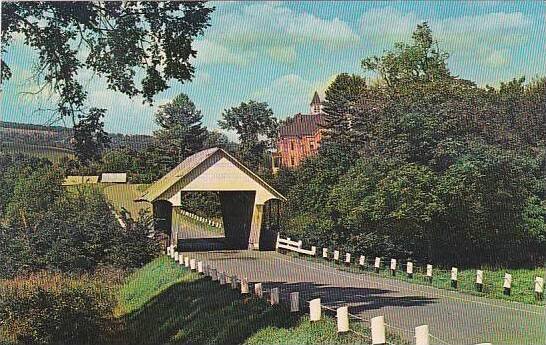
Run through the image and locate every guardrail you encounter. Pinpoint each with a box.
[165,244,492,345]
[274,235,545,303]
[276,233,316,256]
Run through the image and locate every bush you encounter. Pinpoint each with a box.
[0,271,120,345]
[0,164,160,278]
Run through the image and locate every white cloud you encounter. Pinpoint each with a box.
[359,8,534,69]
[251,73,334,119]
[192,39,247,65]
[200,2,359,65]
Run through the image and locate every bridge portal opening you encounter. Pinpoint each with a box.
[137,148,286,251]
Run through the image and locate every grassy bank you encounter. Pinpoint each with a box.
[286,252,545,306]
[112,256,407,345]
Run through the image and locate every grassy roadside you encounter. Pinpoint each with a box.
[112,256,408,345]
[285,252,545,306]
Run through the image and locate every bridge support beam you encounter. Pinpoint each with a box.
[248,203,264,250]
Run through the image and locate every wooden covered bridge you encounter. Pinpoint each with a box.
[137,148,286,250]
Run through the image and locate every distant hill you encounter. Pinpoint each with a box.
[0,121,154,151]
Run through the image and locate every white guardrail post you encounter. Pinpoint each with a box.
[309,298,321,321]
[290,292,299,312]
[336,306,349,333]
[415,325,429,345]
[371,315,386,345]
[535,277,544,301]
[254,282,263,298]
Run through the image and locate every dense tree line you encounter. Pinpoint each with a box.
[0,154,158,279]
[281,24,545,267]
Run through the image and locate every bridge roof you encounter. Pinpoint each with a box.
[138,148,286,204]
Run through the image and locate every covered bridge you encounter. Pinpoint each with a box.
[137,148,286,250]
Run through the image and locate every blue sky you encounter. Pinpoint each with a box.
[2,1,545,137]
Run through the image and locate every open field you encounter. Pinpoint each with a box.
[112,256,405,345]
[0,142,75,162]
[103,184,151,218]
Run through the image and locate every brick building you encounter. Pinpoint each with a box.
[272,91,325,171]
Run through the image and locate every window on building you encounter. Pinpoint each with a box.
[310,141,314,150]
[290,141,295,151]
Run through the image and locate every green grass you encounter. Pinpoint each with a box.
[0,142,74,163]
[286,252,545,306]
[103,184,151,218]
[111,256,407,345]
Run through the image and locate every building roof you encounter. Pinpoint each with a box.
[279,113,324,138]
[310,91,321,105]
[62,175,100,186]
[137,148,286,203]
[101,173,127,183]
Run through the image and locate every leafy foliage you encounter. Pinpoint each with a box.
[151,93,208,173]
[219,100,278,170]
[0,158,159,278]
[0,271,120,345]
[282,23,546,268]
[1,2,214,117]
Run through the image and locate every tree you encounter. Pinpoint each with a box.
[362,22,450,86]
[152,93,207,172]
[321,73,368,154]
[72,108,111,164]
[219,100,278,170]
[1,2,214,121]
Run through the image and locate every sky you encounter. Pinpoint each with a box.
[2,1,545,137]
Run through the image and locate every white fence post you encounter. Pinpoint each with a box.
[345,253,351,266]
[211,268,218,281]
[190,259,196,271]
[407,261,413,279]
[374,257,381,273]
[336,306,349,333]
[270,287,279,305]
[231,275,238,290]
[184,256,189,268]
[311,246,317,256]
[174,251,179,262]
[371,315,386,345]
[451,267,458,289]
[535,277,544,301]
[255,282,263,298]
[503,273,512,296]
[309,298,321,321]
[426,264,433,283]
[197,261,203,274]
[290,292,299,312]
[476,270,484,292]
[415,325,429,345]
[322,248,328,259]
[333,250,340,262]
[219,272,226,285]
[241,278,249,294]
[390,259,397,276]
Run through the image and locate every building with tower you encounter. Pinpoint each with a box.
[272,91,325,171]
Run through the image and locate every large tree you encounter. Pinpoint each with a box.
[152,93,207,172]
[321,73,368,155]
[219,100,278,170]
[2,1,214,161]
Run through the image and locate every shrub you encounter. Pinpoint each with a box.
[0,271,120,345]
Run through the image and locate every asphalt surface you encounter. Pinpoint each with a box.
[175,218,545,345]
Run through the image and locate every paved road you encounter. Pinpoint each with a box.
[175,219,545,345]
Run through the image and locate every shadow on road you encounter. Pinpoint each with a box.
[259,281,438,315]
